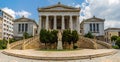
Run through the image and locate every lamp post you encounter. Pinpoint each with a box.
[94,35,97,49]
[7,27,10,49]
[22,34,25,50]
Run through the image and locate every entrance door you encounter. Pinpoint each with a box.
[57,16,61,29]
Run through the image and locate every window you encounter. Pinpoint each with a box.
[119,32,120,36]
[25,24,28,32]
[93,23,95,32]
[97,24,99,32]
[18,24,21,32]
[89,23,92,32]
[22,24,24,32]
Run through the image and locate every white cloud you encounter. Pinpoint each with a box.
[2,7,31,18]
[80,0,120,29]
[2,7,16,18]
[16,10,31,18]
[75,4,81,8]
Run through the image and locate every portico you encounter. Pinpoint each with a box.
[38,2,80,33]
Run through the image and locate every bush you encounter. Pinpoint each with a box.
[73,45,78,49]
[84,32,94,39]
[112,45,119,49]
[116,37,120,48]
[9,38,16,43]
[62,29,72,45]
[0,39,7,49]
[23,32,32,39]
[111,36,118,41]
[39,29,58,49]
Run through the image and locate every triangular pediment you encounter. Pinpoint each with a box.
[47,6,73,10]
[38,2,80,12]
[39,3,79,10]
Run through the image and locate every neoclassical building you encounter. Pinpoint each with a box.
[80,16,105,40]
[105,28,120,43]
[13,16,38,39]
[38,2,80,33]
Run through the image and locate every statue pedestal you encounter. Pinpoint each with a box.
[57,40,63,50]
[57,30,63,50]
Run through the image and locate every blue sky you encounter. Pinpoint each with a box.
[0,0,84,22]
[0,0,120,29]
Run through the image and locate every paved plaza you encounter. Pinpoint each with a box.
[0,49,120,62]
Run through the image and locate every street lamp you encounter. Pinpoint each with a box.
[94,35,97,49]
[7,27,11,49]
[22,33,25,50]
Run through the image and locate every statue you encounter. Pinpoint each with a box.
[57,30,63,50]
[57,30,62,41]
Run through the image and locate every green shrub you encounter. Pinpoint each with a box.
[111,36,118,41]
[112,45,119,49]
[73,45,78,49]
[116,37,120,48]
[0,40,7,49]
[39,29,58,49]
[84,32,94,39]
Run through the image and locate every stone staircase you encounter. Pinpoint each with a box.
[9,35,112,50]
[10,35,40,49]
[77,36,112,49]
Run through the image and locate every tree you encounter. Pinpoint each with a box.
[71,30,79,49]
[0,39,7,49]
[23,32,29,39]
[111,36,118,46]
[84,32,94,39]
[50,30,58,47]
[39,29,58,49]
[116,37,120,48]
[62,29,72,49]
[111,36,118,41]
[9,38,16,43]
[39,29,48,49]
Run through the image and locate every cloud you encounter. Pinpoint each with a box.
[2,7,31,18]
[16,10,31,18]
[80,0,120,29]
[75,4,81,8]
[2,7,16,18]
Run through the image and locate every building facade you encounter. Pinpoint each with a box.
[0,9,14,40]
[80,16,105,40]
[38,2,80,33]
[104,28,120,43]
[13,16,38,39]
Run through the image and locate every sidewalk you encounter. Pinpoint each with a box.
[2,49,117,60]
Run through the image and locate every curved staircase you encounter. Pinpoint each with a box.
[10,36,40,49]
[9,36,112,50]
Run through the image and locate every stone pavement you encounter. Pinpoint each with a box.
[0,49,120,62]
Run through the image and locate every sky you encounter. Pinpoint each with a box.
[0,0,120,29]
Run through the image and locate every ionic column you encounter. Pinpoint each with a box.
[24,23,25,32]
[38,16,41,34]
[77,16,80,34]
[69,15,73,30]
[20,24,22,32]
[54,15,57,29]
[62,15,65,30]
[45,15,49,30]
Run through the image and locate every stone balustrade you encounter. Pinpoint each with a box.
[10,35,112,50]
[77,36,112,49]
[10,35,40,49]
